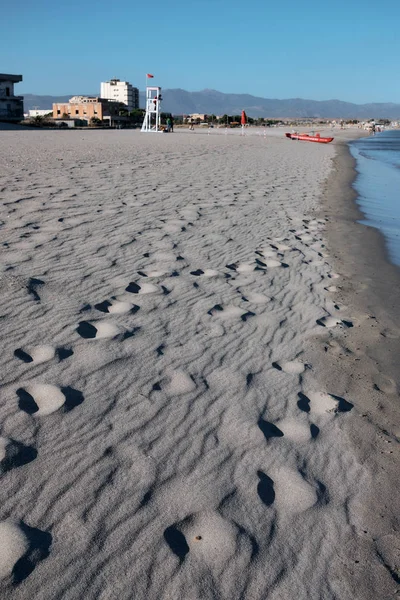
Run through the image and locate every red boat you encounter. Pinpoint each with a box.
[285,132,334,143]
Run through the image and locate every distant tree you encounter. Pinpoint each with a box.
[218,114,232,125]
[90,117,102,126]
[129,108,145,124]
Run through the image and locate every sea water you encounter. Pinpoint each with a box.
[350,130,400,266]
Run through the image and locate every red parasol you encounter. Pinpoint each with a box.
[241,110,247,125]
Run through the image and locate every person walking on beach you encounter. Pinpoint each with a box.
[170,115,174,132]
[166,117,171,132]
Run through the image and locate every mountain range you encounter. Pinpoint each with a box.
[24,89,400,119]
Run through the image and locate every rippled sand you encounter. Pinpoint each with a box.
[0,128,395,599]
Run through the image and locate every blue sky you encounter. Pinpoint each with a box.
[3,0,400,103]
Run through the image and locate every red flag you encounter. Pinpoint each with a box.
[241,110,247,125]
[146,74,154,78]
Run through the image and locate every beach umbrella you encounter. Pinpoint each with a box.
[241,110,247,125]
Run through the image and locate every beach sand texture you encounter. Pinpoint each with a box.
[0,129,397,599]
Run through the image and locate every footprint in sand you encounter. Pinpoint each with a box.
[190,269,220,277]
[316,316,342,328]
[0,437,37,472]
[258,418,284,440]
[271,467,317,514]
[272,242,291,251]
[272,360,307,374]
[125,282,160,295]
[307,391,354,415]
[165,513,256,566]
[236,263,258,273]
[164,370,196,395]
[257,471,275,506]
[0,521,30,579]
[17,384,84,416]
[14,345,55,364]
[256,250,286,268]
[164,525,189,562]
[137,269,167,278]
[373,374,397,395]
[277,418,312,443]
[94,299,139,315]
[0,520,52,583]
[243,292,270,304]
[77,321,121,339]
[297,392,311,413]
[317,315,353,328]
[208,304,255,322]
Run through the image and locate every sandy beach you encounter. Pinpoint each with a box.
[0,127,398,599]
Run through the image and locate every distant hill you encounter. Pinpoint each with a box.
[24,90,400,119]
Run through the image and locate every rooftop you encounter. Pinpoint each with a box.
[0,73,23,83]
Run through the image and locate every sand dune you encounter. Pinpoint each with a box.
[0,129,396,598]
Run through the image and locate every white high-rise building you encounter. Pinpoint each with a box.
[100,79,139,111]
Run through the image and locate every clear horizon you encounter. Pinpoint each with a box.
[3,0,400,104]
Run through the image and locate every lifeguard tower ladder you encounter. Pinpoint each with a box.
[141,86,162,132]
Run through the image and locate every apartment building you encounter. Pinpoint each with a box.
[100,79,139,111]
[0,74,24,122]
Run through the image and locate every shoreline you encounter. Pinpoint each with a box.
[305,137,400,597]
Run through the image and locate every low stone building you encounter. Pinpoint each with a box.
[0,74,24,122]
[52,96,127,126]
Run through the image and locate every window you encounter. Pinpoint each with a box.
[6,87,10,97]
[75,109,79,115]
[57,109,61,115]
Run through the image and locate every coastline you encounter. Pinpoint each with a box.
[305,136,400,598]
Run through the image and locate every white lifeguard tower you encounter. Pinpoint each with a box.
[141,86,162,132]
